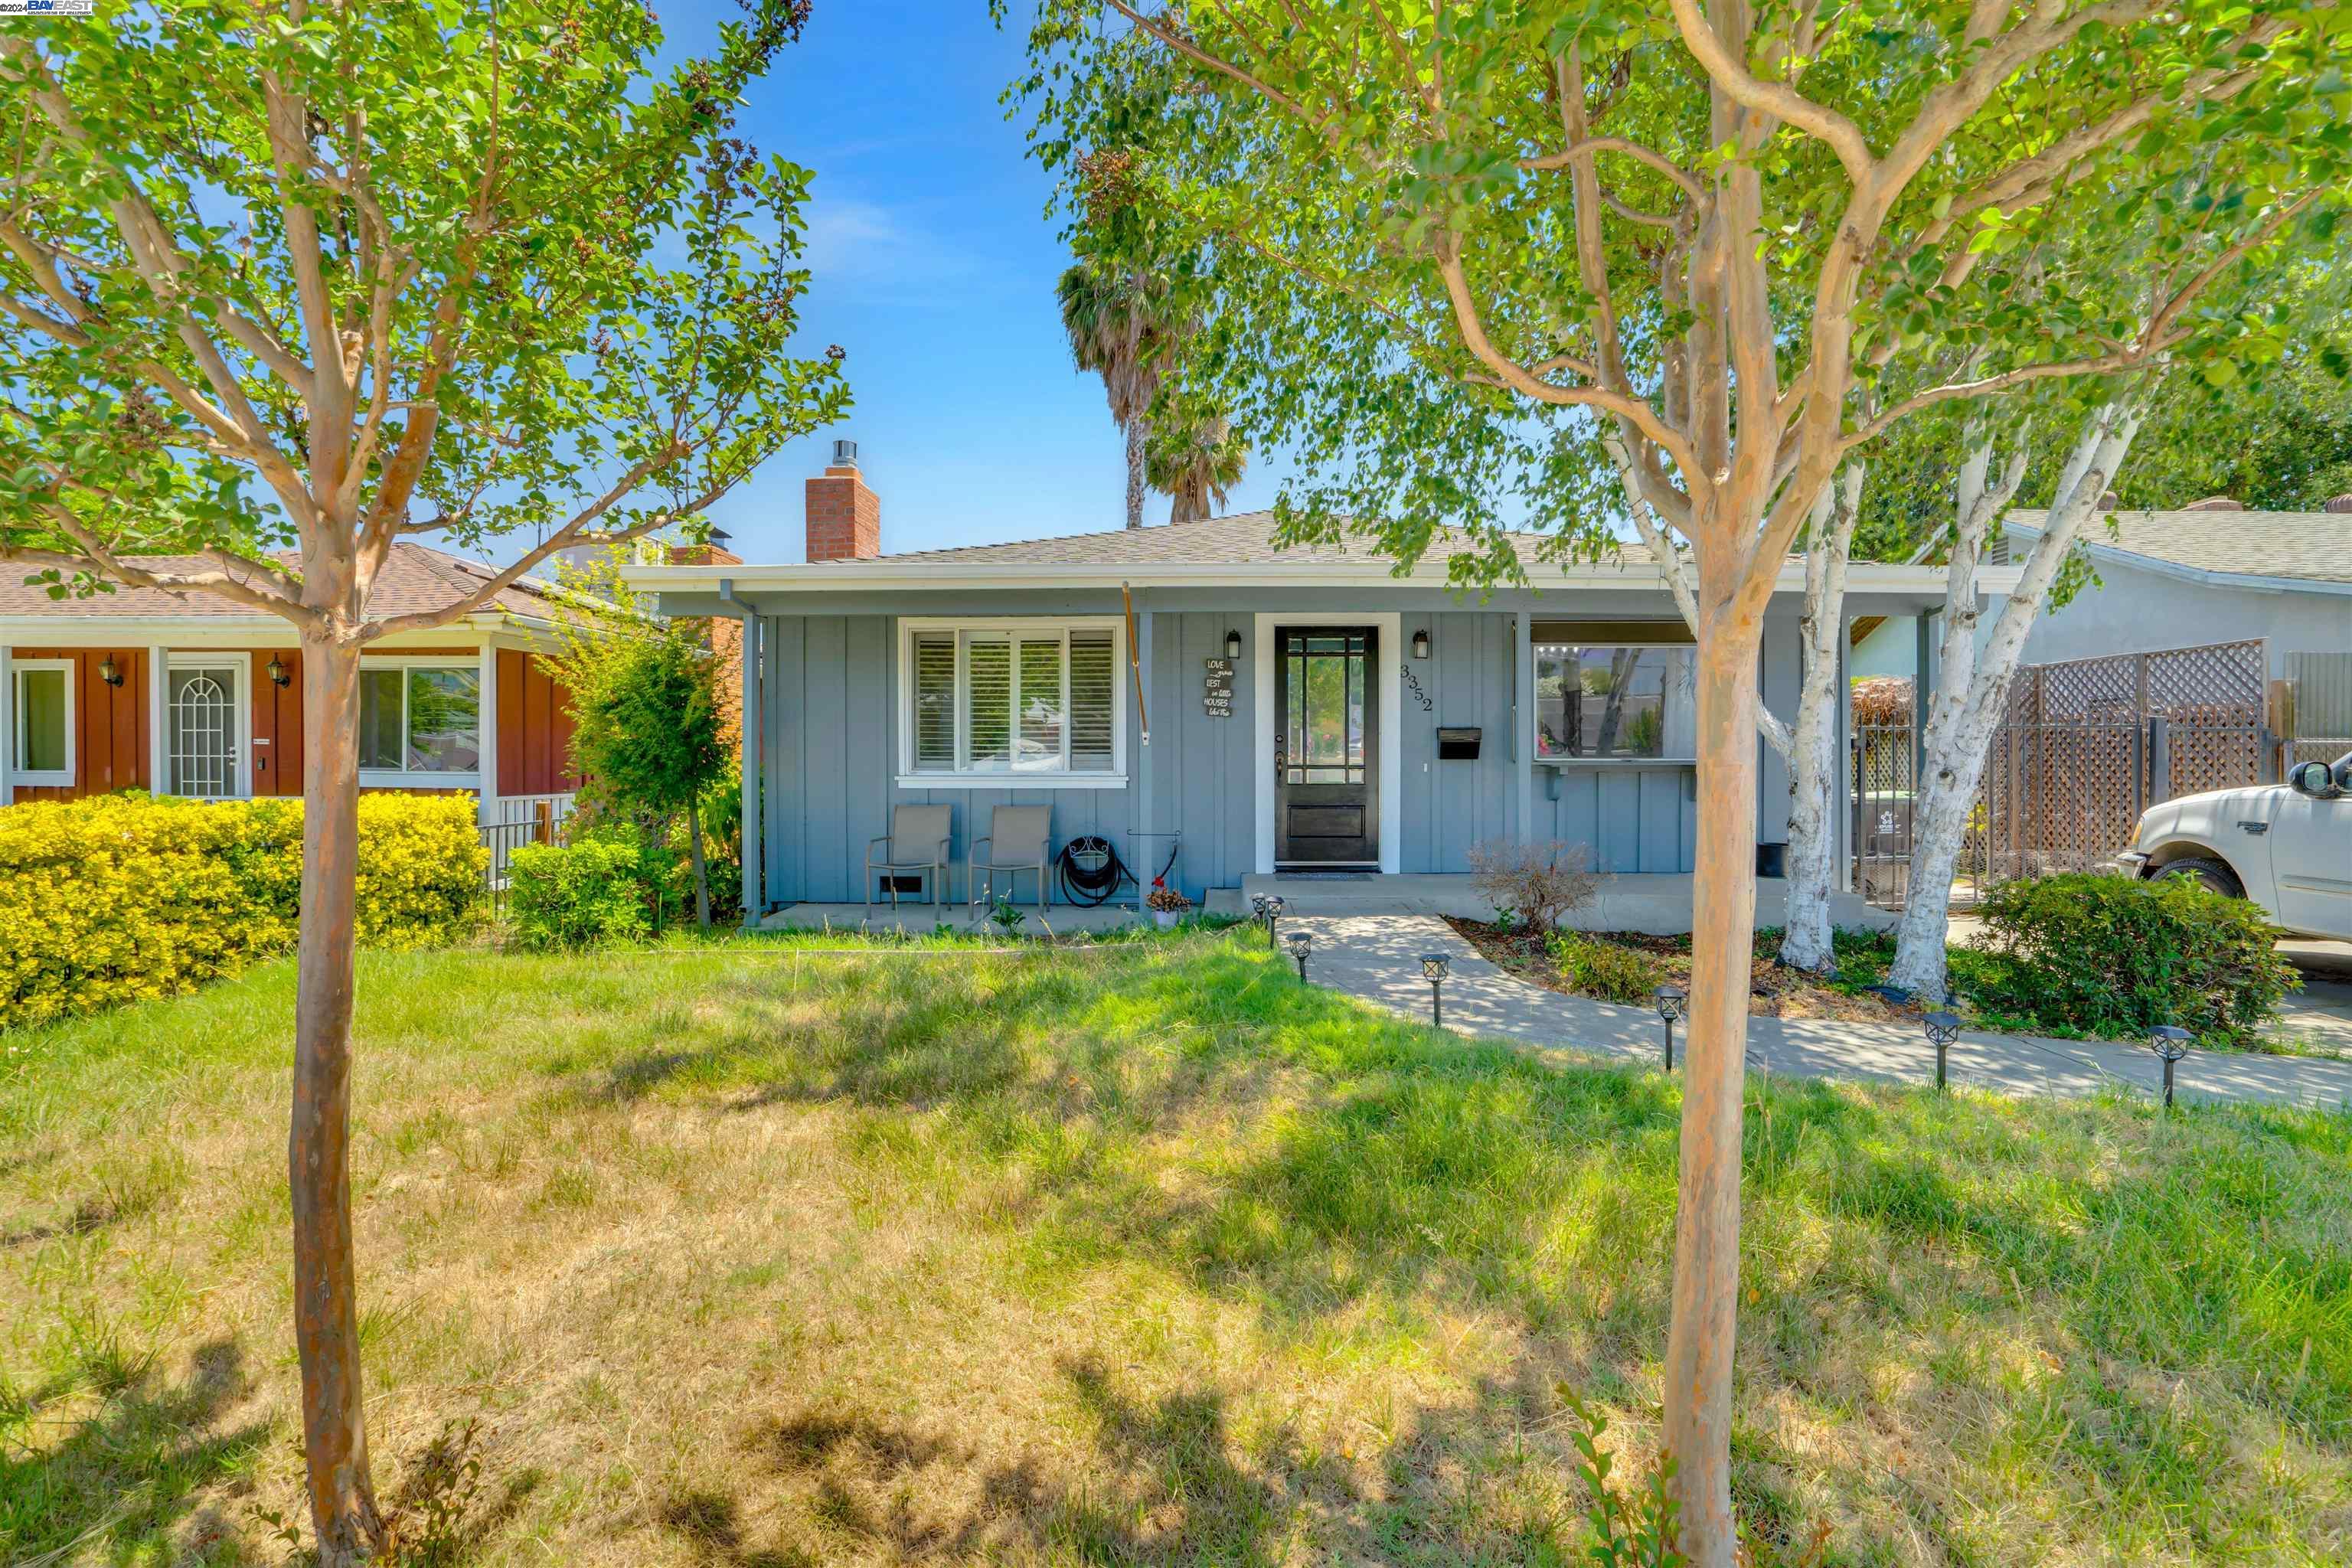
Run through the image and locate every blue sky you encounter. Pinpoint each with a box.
[664,0,1291,562]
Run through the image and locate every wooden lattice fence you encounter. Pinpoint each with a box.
[1852,639,2275,907]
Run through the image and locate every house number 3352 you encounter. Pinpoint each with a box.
[1399,663,1433,712]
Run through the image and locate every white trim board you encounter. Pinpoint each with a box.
[1253,612,1403,876]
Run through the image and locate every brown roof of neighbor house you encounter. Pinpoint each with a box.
[0,541,573,619]
[2003,507,2352,586]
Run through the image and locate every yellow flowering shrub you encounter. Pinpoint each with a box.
[0,792,485,1029]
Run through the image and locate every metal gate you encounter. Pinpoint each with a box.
[1852,639,2270,907]
[1851,720,1916,909]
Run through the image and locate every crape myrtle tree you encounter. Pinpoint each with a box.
[0,2,847,1559]
[1014,2,2350,1559]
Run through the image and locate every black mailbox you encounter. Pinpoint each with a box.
[1436,726,1482,760]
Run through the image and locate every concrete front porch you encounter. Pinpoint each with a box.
[1204,872,1895,935]
[757,872,1894,937]
[757,900,1165,936]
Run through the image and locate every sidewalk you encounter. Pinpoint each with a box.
[1294,913,2352,1111]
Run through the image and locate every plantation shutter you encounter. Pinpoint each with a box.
[1069,630,1115,771]
[966,636,1012,766]
[912,633,956,770]
[1016,635,1064,768]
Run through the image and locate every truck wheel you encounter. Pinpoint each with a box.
[2158,858,2243,898]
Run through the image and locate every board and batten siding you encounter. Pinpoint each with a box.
[752,605,1735,905]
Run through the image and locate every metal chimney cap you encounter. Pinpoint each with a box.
[831,438,859,467]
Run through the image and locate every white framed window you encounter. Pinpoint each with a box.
[165,658,246,798]
[897,618,1125,788]
[1533,640,1700,763]
[358,658,482,783]
[11,659,74,786]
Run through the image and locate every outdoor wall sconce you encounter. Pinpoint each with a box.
[2148,1024,2193,1110]
[1923,1010,1962,1091]
[1411,627,1431,659]
[1420,953,1450,1026]
[97,655,123,688]
[1225,628,1243,661]
[1652,984,1687,1070]
[1285,929,1312,982]
[266,654,292,688]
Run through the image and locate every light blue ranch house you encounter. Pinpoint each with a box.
[627,444,1996,924]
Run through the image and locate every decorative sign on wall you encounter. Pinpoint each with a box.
[1202,658,1236,717]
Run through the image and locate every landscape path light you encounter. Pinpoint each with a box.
[1286,929,1312,982]
[2148,1024,2193,1110]
[1652,983,1686,1071]
[1263,894,1285,949]
[1923,1011,1962,1092]
[1420,953,1449,1027]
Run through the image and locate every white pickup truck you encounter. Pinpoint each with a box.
[2119,752,2352,941]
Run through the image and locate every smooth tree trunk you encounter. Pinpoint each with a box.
[1123,416,1147,530]
[688,801,711,928]
[1612,428,1851,975]
[1778,466,1863,972]
[1663,570,1765,1563]
[1886,403,2148,998]
[291,629,387,1565]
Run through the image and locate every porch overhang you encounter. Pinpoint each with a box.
[623,556,2017,612]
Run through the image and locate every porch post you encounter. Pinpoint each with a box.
[148,642,168,793]
[1513,610,1532,842]
[475,639,500,828]
[1912,612,1932,784]
[0,645,11,806]
[1835,609,1853,892]
[1133,602,1153,911]
[737,605,763,927]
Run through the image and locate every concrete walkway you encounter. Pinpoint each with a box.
[1295,913,2352,1112]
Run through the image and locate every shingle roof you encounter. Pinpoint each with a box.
[0,541,571,619]
[845,510,1575,568]
[2005,508,2352,586]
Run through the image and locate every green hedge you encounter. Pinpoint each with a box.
[507,837,653,948]
[0,792,485,1029]
[1966,872,2298,1047]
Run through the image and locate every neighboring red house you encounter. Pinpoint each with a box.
[1,543,581,825]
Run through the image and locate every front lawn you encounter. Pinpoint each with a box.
[3,933,2348,1565]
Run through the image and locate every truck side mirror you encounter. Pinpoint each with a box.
[2289,760,2342,799]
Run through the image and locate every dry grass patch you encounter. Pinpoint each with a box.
[2,932,2348,1566]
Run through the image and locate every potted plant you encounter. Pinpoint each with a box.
[1146,881,1192,929]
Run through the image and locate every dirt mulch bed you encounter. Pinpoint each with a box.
[1444,917,1922,1024]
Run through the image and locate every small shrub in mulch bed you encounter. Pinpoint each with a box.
[1446,919,1925,1024]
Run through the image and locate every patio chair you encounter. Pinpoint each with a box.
[865,804,953,910]
[969,805,1052,913]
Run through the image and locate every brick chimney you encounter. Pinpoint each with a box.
[665,527,740,567]
[805,439,880,561]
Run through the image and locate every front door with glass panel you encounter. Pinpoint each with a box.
[1275,626,1377,867]
[168,664,242,798]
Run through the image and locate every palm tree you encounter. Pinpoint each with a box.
[1147,413,1250,523]
[1057,260,1174,529]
